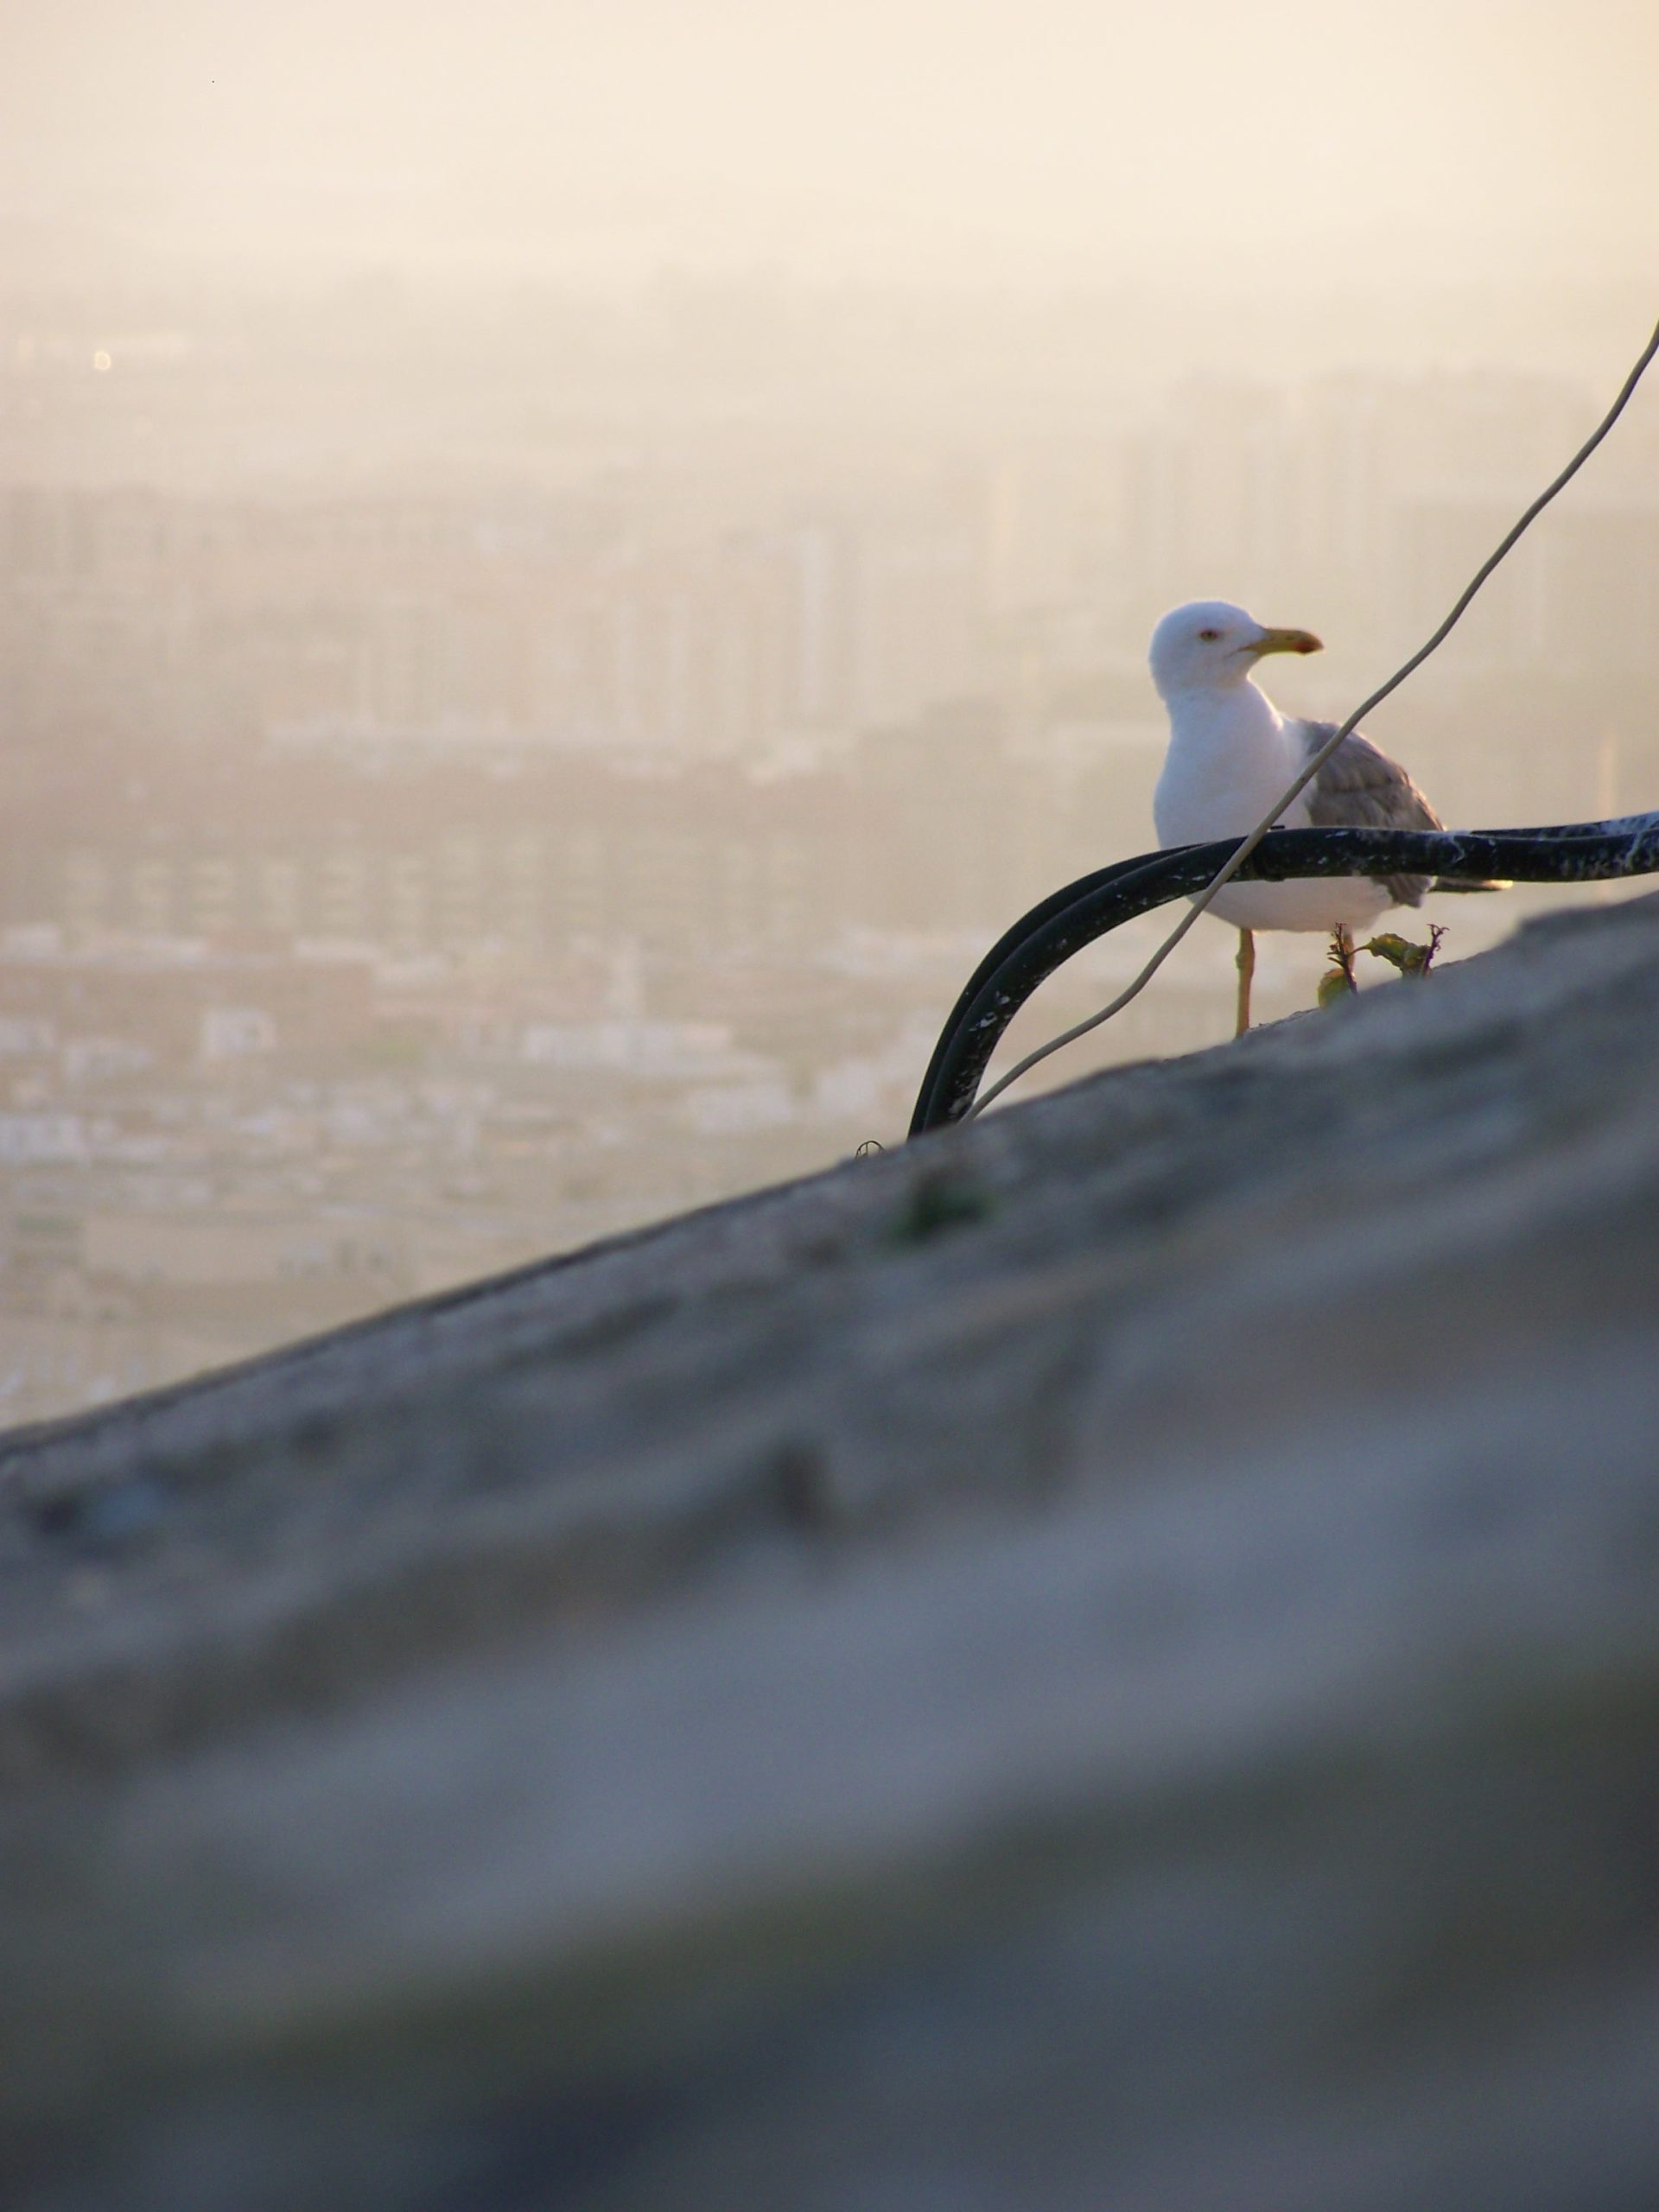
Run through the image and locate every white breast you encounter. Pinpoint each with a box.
[1154,682,1305,842]
[1153,682,1390,935]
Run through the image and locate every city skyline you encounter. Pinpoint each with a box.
[2,1,1656,1425]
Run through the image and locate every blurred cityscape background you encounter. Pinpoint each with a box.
[3,1,1658,1422]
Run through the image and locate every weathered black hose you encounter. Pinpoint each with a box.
[909,813,1659,1136]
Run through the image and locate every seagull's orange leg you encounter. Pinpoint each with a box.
[1234,928,1255,1037]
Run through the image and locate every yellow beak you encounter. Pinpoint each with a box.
[1250,626,1323,658]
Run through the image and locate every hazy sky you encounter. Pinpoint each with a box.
[2,0,1656,287]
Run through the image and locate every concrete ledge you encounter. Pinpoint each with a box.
[5,894,1659,2210]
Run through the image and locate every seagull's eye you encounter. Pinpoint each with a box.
[1197,627,1221,642]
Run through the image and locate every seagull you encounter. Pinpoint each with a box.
[1150,599,1497,1034]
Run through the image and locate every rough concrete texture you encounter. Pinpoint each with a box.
[3,893,1659,2212]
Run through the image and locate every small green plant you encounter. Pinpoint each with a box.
[1318,927,1360,1007]
[1362,924,1447,979]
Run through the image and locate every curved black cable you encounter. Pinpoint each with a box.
[908,812,1659,1136]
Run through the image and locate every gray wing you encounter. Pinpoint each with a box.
[1299,719,1442,909]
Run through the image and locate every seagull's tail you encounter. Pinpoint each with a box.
[1431,877,1510,893]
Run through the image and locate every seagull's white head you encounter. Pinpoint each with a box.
[1148,600,1323,702]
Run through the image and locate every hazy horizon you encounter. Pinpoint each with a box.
[3,1,1656,295]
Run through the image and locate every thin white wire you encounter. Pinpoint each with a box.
[965,314,1659,1122]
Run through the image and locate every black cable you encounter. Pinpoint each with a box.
[908,811,1659,1135]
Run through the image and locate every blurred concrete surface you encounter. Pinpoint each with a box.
[3,893,1659,2211]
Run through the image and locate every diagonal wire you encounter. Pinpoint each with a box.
[965,313,1659,1121]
